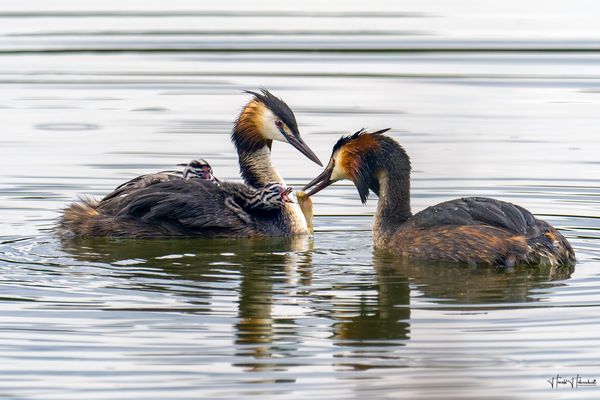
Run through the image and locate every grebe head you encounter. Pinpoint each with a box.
[234,89,322,166]
[179,159,219,182]
[303,128,392,203]
[256,183,294,210]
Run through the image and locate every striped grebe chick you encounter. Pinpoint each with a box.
[303,129,575,267]
[56,90,322,239]
[180,159,220,183]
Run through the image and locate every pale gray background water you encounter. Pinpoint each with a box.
[1,1,599,399]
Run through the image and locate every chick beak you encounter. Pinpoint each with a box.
[280,186,294,204]
[302,166,334,197]
[282,131,323,167]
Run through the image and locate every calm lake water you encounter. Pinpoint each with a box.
[1,2,600,399]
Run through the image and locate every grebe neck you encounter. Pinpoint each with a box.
[237,144,283,188]
[372,165,412,248]
[232,102,283,187]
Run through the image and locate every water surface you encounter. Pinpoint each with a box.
[1,2,599,399]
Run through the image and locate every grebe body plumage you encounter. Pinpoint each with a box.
[304,129,575,267]
[57,90,321,239]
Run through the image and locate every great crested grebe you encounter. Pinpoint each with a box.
[303,129,576,267]
[57,90,322,239]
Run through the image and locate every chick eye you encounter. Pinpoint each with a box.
[274,120,283,128]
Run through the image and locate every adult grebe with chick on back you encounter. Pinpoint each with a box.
[57,90,322,239]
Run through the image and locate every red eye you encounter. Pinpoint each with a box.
[275,120,283,127]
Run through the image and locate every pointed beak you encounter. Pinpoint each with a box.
[302,165,334,197]
[282,131,323,167]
